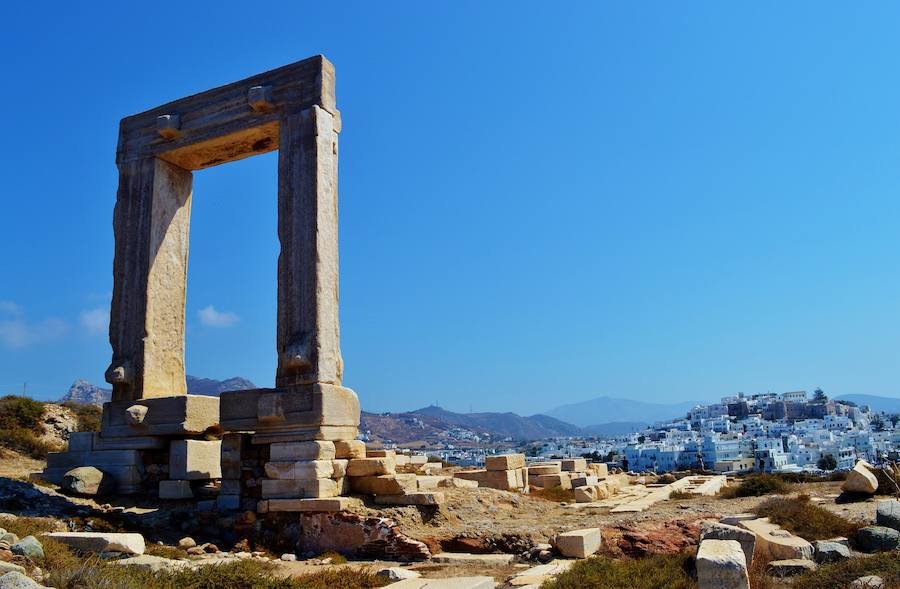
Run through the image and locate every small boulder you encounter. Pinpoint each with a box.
[814,540,850,564]
[766,559,817,577]
[0,535,17,546]
[10,537,43,560]
[177,537,196,549]
[375,567,421,581]
[0,571,47,588]
[61,466,116,496]
[0,564,24,576]
[856,526,900,553]
[875,500,900,532]
[280,553,296,561]
[113,555,193,573]
[842,461,879,495]
[851,576,886,589]
[186,546,204,555]
[696,539,750,589]
[42,532,144,555]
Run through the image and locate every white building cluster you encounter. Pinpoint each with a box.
[589,391,898,474]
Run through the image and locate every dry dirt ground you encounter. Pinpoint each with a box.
[1,452,883,587]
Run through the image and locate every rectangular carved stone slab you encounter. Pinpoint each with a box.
[219,384,359,433]
[101,394,220,438]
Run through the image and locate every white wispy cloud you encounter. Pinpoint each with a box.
[199,305,239,328]
[80,307,108,335]
[0,306,68,349]
[0,300,22,316]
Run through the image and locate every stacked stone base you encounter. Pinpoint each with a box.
[454,453,529,492]
[41,395,222,495]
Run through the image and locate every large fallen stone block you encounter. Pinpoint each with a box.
[696,539,750,589]
[604,473,630,491]
[876,500,900,532]
[561,458,587,472]
[700,521,756,567]
[347,457,395,477]
[169,440,221,480]
[350,474,418,495]
[536,473,571,489]
[485,454,525,471]
[431,553,514,565]
[738,518,813,561]
[43,532,145,555]
[263,497,359,512]
[438,477,478,489]
[554,528,601,558]
[843,460,879,494]
[334,440,366,459]
[264,460,334,480]
[527,463,561,476]
[261,478,338,499]
[270,441,335,461]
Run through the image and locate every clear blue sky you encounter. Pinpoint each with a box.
[3,2,900,414]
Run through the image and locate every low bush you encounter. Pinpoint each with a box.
[44,554,390,589]
[0,428,57,459]
[0,395,45,431]
[719,474,792,498]
[791,552,900,589]
[530,485,576,503]
[754,494,862,541]
[541,552,696,589]
[61,401,102,432]
[669,490,694,500]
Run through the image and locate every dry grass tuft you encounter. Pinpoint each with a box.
[754,494,862,541]
[719,474,792,498]
[530,486,577,503]
[791,552,900,589]
[541,552,697,589]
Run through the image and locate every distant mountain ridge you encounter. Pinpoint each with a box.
[835,394,900,414]
[545,395,700,428]
[361,405,583,444]
[60,375,257,405]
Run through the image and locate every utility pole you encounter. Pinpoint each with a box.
[23,382,27,397]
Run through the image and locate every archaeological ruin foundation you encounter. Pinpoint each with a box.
[43,55,364,511]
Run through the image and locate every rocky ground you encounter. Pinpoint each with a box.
[0,450,891,589]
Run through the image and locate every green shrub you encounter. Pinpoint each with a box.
[541,552,696,589]
[0,428,57,459]
[755,494,862,541]
[0,395,46,431]
[62,401,102,432]
[791,552,900,589]
[720,474,792,498]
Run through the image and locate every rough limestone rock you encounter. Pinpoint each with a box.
[0,571,48,588]
[113,555,193,573]
[554,528,602,558]
[388,578,495,589]
[696,539,750,589]
[700,521,756,567]
[851,576,886,589]
[766,559,817,576]
[875,500,900,532]
[178,537,196,549]
[10,537,43,560]
[814,540,850,564]
[376,567,421,581]
[842,461,879,494]
[43,532,145,555]
[61,466,116,496]
[0,565,24,576]
[855,526,900,553]
[738,518,813,561]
